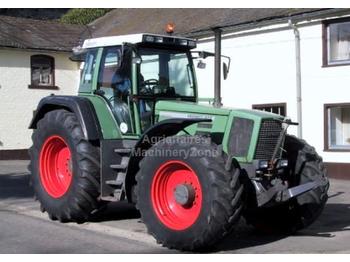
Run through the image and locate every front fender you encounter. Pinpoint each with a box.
[125,117,211,202]
[135,118,212,151]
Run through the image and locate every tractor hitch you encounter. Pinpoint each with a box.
[252,175,329,207]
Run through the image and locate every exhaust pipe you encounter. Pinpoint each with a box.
[213,28,222,107]
[289,20,303,138]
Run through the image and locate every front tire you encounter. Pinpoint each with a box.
[29,109,102,223]
[243,135,329,233]
[135,136,243,251]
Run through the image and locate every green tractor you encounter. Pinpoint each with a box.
[29,33,329,251]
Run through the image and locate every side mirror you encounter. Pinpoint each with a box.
[70,46,87,62]
[197,60,206,69]
[223,62,229,80]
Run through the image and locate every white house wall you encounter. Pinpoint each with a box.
[196,23,350,164]
[0,49,80,150]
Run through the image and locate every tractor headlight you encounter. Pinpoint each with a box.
[188,41,196,47]
[142,34,197,48]
[259,160,269,169]
[144,35,155,42]
[155,36,164,43]
[179,39,188,46]
[279,159,288,168]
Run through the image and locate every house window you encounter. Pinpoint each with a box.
[29,55,57,89]
[323,18,350,66]
[252,103,287,116]
[324,103,350,151]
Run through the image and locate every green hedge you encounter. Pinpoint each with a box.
[60,9,112,25]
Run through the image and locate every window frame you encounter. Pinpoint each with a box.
[324,103,350,152]
[252,102,287,116]
[322,17,350,67]
[28,54,58,90]
[137,47,197,100]
[97,46,122,89]
[79,48,99,93]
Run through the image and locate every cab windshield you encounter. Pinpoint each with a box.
[137,48,196,99]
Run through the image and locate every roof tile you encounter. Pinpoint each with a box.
[0,15,87,51]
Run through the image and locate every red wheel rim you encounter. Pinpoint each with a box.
[39,135,73,198]
[151,160,202,230]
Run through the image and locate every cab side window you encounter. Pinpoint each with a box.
[82,50,97,84]
[79,49,97,92]
[98,47,122,99]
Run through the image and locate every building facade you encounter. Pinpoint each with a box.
[0,15,84,159]
[195,15,350,178]
[0,49,80,157]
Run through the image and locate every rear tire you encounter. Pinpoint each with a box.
[135,136,243,251]
[243,135,329,234]
[29,109,102,223]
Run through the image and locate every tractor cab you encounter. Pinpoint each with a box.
[78,33,198,134]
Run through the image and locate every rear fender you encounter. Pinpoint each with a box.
[29,95,102,141]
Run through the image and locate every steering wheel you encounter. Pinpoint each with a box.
[140,79,159,95]
[143,79,159,87]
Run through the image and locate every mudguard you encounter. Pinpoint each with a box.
[125,117,212,202]
[135,117,212,151]
[29,95,102,141]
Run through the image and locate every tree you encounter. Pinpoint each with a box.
[60,9,112,25]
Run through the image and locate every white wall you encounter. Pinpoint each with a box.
[196,23,350,163]
[0,49,80,150]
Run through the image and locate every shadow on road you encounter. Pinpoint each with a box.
[300,202,350,235]
[2,170,350,253]
[0,171,140,221]
[0,172,33,199]
[90,201,141,222]
[91,198,350,252]
[215,200,350,252]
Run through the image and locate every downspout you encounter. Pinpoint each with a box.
[213,28,223,107]
[289,20,303,138]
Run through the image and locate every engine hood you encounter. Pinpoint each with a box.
[154,100,286,163]
[155,101,285,120]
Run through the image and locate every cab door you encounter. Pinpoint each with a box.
[97,46,137,136]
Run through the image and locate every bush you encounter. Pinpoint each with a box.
[60,9,112,25]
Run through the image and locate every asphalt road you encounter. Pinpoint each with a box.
[1,160,350,254]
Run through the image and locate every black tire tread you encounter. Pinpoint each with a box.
[135,136,243,251]
[29,109,102,223]
[243,134,329,233]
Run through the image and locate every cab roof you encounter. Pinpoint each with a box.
[82,33,197,49]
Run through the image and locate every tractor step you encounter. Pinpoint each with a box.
[114,148,132,154]
[110,164,128,170]
[100,139,137,202]
[106,172,126,186]
[105,180,122,186]
[100,189,123,201]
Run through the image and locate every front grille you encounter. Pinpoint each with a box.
[254,120,282,160]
